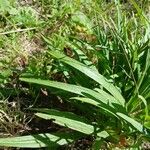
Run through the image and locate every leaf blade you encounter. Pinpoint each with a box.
[35,109,98,135]
[0,132,79,148]
[48,51,125,106]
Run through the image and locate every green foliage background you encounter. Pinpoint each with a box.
[0,0,150,149]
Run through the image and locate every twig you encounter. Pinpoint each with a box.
[0,27,37,35]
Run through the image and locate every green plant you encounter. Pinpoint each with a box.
[0,0,150,149]
[0,51,149,149]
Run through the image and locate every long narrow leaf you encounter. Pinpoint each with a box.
[35,109,109,138]
[48,51,125,106]
[0,132,80,148]
[20,78,125,114]
[117,112,144,133]
[70,97,118,117]
[35,109,94,135]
